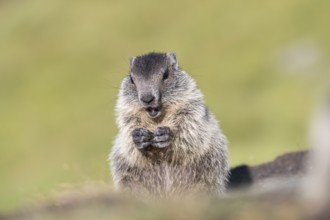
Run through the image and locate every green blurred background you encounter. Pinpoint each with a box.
[0,0,329,212]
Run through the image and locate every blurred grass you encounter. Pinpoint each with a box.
[2,191,305,220]
[0,0,329,212]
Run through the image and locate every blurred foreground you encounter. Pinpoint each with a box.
[0,190,306,220]
[1,148,328,220]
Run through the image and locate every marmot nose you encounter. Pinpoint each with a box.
[140,95,155,105]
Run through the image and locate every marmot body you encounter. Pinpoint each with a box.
[110,52,229,198]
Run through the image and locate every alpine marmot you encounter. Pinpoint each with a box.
[110,52,229,198]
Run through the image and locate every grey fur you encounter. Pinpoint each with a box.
[109,52,229,199]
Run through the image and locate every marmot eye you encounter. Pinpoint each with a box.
[130,75,135,85]
[163,70,169,80]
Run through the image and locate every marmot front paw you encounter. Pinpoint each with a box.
[132,128,153,150]
[152,127,171,148]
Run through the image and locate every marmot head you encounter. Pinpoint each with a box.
[124,52,183,118]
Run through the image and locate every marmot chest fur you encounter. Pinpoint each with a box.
[110,52,229,198]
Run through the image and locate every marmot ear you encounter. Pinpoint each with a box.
[130,56,136,69]
[166,52,179,71]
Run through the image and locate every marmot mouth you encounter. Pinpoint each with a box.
[145,107,161,118]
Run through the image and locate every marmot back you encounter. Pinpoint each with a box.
[109,52,229,198]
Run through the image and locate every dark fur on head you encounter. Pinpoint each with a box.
[130,52,179,78]
[131,53,168,76]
